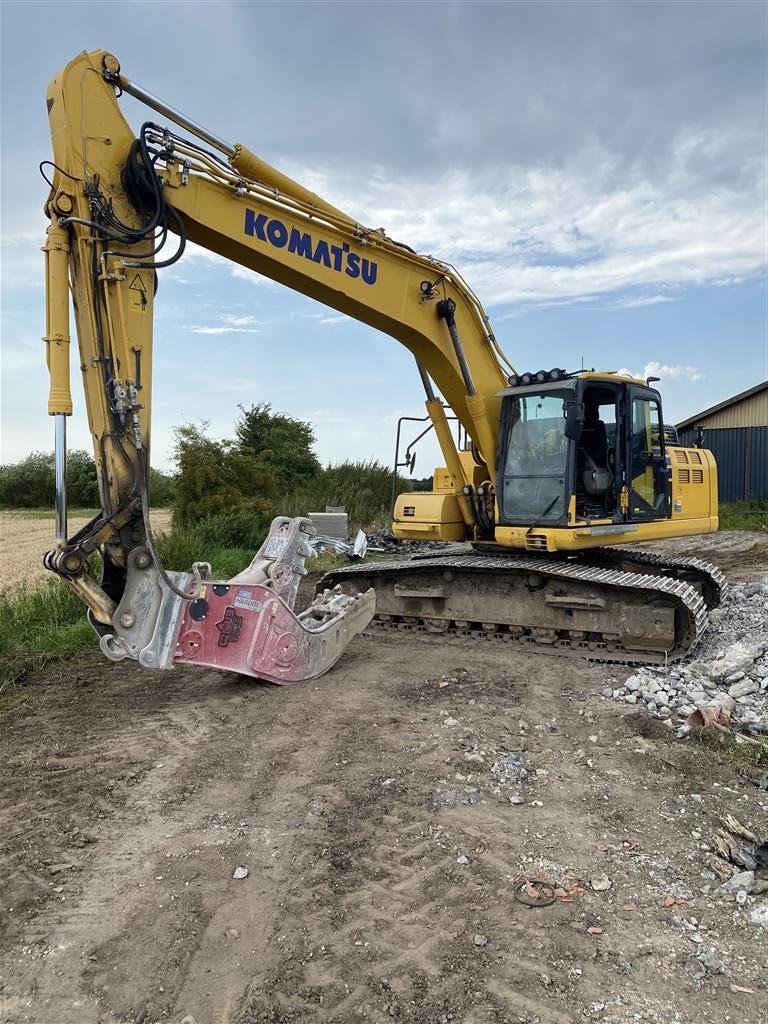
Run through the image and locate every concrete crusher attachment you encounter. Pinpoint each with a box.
[98,517,375,684]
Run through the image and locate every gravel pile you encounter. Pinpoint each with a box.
[605,576,768,730]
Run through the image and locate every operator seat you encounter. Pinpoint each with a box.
[580,408,611,496]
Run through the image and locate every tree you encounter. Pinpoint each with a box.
[235,403,320,490]
[67,450,100,507]
[148,467,176,507]
[0,450,100,508]
[171,422,277,526]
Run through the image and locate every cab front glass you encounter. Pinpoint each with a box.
[498,387,573,524]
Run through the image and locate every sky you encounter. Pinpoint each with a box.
[1,0,766,477]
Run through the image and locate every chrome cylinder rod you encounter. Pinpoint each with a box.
[415,358,436,402]
[437,299,476,396]
[54,414,67,543]
[119,76,235,158]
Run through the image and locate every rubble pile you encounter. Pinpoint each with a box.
[606,577,768,731]
[365,529,452,554]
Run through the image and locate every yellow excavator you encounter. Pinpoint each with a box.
[41,50,725,682]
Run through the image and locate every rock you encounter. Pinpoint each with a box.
[697,948,723,974]
[718,871,754,894]
[590,873,612,892]
[509,795,525,805]
[625,676,642,692]
[750,905,768,927]
[473,933,488,947]
[728,679,759,699]
[180,1017,198,1024]
[457,854,470,865]
[443,717,460,727]
[724,670,746,685]
[601,687,613,698]
[48,863,75,875]
[708,642,761,682]
[232,866,249,880]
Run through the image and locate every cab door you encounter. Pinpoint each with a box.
[626,389,671,520]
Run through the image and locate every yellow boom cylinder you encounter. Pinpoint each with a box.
[230,144,355,227]
[43,219,73,416]
[425,397,475,528]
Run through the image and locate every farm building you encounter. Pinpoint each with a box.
[676,381,768,502]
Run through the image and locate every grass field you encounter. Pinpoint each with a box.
[0,508,172,594]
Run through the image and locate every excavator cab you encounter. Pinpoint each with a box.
[497,373,671,530]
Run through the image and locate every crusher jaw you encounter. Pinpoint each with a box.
[98,516,375,684]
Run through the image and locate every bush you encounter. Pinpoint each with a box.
[283,460,410,531]
[154,525,255,580]
[172,422,277,525]
[193,500,275,550]
[719,500,768,531]
[0,580,97,691]
[0,450,102,508]
[148,467,176,506]
[0,452,55,507]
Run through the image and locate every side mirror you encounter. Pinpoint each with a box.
[564,401,585,441]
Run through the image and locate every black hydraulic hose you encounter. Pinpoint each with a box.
[127,202,186,268]
[137,450,199,601]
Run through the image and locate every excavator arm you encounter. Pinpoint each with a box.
[42,49,513,678]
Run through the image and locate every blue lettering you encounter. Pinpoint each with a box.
[361,258,378,285]
[288,228,313,258]
[244,209,267,240]
[345,252,360,278]
[266,219,288,247]
[243,213,377,285]
[312,239,332,268]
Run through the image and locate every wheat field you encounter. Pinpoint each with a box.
[0,509,172,594]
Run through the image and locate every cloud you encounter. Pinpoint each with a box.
[644,361,704,382]
[616,362,704,382]
[188,313,263,334]
[609,294,677,309]
[311,315,349,326]
[297,142,765,308]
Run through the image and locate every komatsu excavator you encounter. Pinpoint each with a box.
[41,50,725,683]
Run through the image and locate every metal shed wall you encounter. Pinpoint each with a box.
[698,389,768,429]
[676,426,768,501]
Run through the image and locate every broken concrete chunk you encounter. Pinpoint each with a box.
[718,871,754,895]
[590,873,612,892]
[728,679,759,699]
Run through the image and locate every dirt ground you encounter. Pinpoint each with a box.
[0,511,172,594]
[1,533,767,1024]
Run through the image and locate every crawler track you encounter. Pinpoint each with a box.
[321,549,726,665]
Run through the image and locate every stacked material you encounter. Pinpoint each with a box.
[307,511,348,541]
